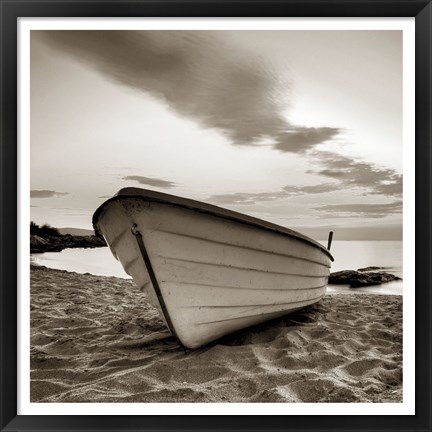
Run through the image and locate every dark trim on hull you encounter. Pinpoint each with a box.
[93,187,334,262]
[130,225,185,348]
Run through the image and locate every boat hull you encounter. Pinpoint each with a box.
[94,190,333,349]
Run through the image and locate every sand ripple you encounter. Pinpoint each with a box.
[30,265,402,403]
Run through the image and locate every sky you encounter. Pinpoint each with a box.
[30,30,403,240]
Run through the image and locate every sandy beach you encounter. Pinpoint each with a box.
[30,264,402,403]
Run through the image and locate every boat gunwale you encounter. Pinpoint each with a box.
[92,187,334,261]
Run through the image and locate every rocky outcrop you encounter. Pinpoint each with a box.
[356,266,388,272]
[329,269,401,288]
[30,233,106,253]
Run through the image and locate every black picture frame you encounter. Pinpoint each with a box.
[1,1,430,431]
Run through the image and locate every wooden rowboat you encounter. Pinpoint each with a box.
[92,188,334,349]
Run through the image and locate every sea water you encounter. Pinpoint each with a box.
[31,240,403,294]
[31,247,130,279]
[322,240,403,295]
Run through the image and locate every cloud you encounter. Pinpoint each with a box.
[49,207,83,211]
[30,190,69,198]
[208,150,401,208]
[310,151,402,197]
[123,175,176,188]
[314,201,402,218]
[36,30,340,152]
[208,182,340,205]
[209,191,286,206]
[282,183,342,195]
[290,224,402,241]
[209,151,402,206]
[274,127,341,153]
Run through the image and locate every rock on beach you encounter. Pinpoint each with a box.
[329,269,401,288]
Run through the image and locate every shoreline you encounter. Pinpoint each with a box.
[30,233,106,254]
[30,265,403,403]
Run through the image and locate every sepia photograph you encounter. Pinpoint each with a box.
[28,27,406,406]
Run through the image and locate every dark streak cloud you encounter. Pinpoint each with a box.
[36,31,340,152]
[49,207,83,211]
[209,182,340,205]
[123,175,176,188]
[310,151,402,197]
[282,183,342,195]
[31,190,69,198]
[274,127,341,153]
[314,201,402,218]
[209,191,285,206]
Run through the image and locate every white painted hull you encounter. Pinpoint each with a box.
[93,188,333,349]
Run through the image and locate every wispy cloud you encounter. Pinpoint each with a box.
[30,190,69,198]
[314,201,402,218]
[208,182,340,205]
[48,207,84,211]
[282,183,342,195]
[209,191,285,206]
[310,151,402,197]
[123,175,176,188]
[36,31,340,152]
[208,152,401,208]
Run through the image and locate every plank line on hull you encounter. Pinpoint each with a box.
[124,256,140,274]
[161,281,328,292]
[139,282,151,291]
[163,282,327,308]
[181,298,326,309]
[159,255,329,278]
[195,294,326,325]
[158,260,328,291]
[109,227,130,251]
[158,229,331,268]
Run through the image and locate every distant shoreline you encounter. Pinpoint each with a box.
[30,233,106,253]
